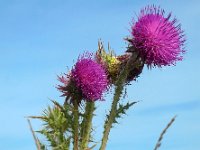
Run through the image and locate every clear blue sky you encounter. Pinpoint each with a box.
[0,0,199,150]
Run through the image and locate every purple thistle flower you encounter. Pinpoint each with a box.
[131,5,185,67]
[71,53,109,101]
[58,53,109,102]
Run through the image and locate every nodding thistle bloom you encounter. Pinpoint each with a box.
[58,53,109,103]
[130,5,185,67]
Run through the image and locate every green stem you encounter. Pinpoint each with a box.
[99,52,139,150]
[81,101,95,150]
[73,100,79,150]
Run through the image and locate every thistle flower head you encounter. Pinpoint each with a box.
[70,53,109,101]
[131,5,185,67]
[58,53,109,102]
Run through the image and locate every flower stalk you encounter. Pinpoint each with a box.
[99,49,139,150]
[73,99,79,150]
[80,101,95,150]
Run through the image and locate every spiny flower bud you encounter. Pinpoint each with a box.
[96,42,144,83]
[96,45,120,83]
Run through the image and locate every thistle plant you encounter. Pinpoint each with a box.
[28,5,186,150]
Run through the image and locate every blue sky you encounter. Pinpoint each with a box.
[0,0,200,150]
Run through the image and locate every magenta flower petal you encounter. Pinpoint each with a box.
[131,5,185,67]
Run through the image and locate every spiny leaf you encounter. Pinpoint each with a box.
[29,100,74,150]
[116,101,137,116]
[38,130,57,147]
[85,143,98,150]
[43,106,68,132]
[114,101,138,125]
[51,100,73,128]
[28,116,47,120]
[51,100,66,112]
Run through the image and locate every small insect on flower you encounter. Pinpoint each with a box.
[58,52,109,103]
[130,5,185,67]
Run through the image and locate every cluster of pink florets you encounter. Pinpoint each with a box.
[71,54,109,101]
[58,53,109,102]
[131,5,185,67]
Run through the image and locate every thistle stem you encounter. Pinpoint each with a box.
[73,100,79,150]
[81,101,95,150]
[99,51,139,150]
